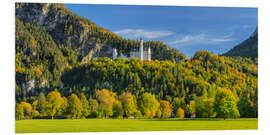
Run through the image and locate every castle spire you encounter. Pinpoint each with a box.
[140,38,144,60]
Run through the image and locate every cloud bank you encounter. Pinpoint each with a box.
[114,29,175,39]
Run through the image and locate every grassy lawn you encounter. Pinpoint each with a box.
[15,118,258,133]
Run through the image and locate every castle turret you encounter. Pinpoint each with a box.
[148,47,151,61]
[140,39,144,60]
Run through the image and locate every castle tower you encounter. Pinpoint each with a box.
[148,47,151,61]
[140,39,144,60]
[113,48,118,60]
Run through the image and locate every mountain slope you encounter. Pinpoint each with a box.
[223,28,258,58]
[15,3,188,62]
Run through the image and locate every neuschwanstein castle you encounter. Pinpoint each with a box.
[113,39,151,61]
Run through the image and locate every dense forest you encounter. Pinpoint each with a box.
[15,3,258,120]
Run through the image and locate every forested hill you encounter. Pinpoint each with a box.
[15,3,187,62]
[223,28,258,58]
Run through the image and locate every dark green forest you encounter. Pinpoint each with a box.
[15,3,258,120]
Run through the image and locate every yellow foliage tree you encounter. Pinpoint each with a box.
[176,107,185,118]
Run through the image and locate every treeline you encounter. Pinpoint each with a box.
[16,88,239,120]
[16,51,258,119]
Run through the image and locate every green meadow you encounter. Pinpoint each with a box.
[15,118,258,133]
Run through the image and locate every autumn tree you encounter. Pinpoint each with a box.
[176,107,185,118]
[20,102,33,119]
[160,100,172,118]
[96,89,116,118]
[57,97,68,117]
[214,88,240,119]
[46,90,64,119]
[172,97,187,116]
[119,92,137,118]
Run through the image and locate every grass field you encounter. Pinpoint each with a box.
[15,118,258,133]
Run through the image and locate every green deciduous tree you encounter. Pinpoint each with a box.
[195,96,216,118]
[15,103,24,120]
[139,93,160,118]
[214,88,240,119]
[37,92,46,116]
[89,98,99,118]
[80,93,90,118]
[112,100,124,118]
[67,93,83,119]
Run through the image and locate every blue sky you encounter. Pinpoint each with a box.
[65,4,258,57]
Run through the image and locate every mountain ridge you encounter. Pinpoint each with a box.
[223,28,258,58]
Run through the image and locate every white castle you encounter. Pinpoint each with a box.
[113,39,151,61]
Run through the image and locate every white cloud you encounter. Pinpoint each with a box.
[114,29,175,39]
[168,33,233,46]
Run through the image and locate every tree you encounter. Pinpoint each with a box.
[156,109,162,118]
[67,93,83,119]
[46,90,64,119]
[80,93,90,118]
[32,110,40,118]
[195,96,216,118]
[172,97,187,116]
[238,94,257,118]
[57,97,68,117]
[139,93,160,118]
[37,92,46,116]
[119,92,137,118]
[32,100,38,111]
[134,110,142,118]
[89,98,99,118]
[187,100,196,117]
[214,88,240,119]
[20,102,33,119]
[160,100,172,118]
[15,103,24,120]
[112,100,124,118]
[176,107,185,118]
[96,89,116,118]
